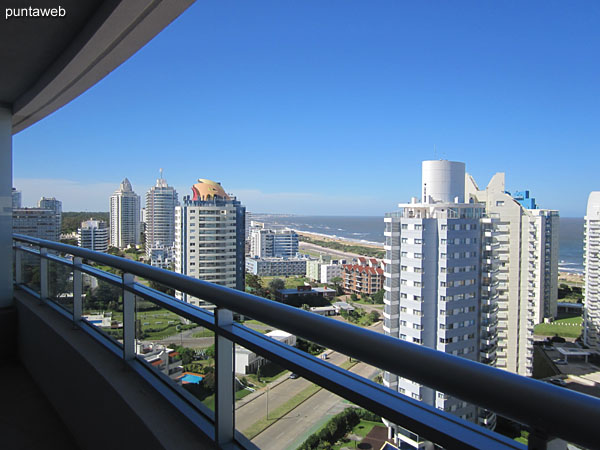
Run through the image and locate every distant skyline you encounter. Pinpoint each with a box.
[13,1,600,216]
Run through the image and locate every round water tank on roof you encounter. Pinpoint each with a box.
[422,160,465,203]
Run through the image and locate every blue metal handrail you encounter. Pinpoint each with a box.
[12,234,600,449]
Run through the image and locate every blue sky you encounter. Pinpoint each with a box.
[13,1,600,216]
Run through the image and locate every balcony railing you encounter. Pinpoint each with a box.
[11,234,600,450]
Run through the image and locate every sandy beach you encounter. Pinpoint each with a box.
[297,231,384,249]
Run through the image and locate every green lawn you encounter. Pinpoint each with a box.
[534,316,583,338]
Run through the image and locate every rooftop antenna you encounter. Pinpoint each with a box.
[159,168,163,179]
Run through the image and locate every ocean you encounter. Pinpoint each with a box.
[254,215,585,275]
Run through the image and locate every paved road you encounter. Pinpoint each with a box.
[251,360,381,450]
[235,351,350,432]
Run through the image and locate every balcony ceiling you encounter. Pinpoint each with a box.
[1,0,194,134]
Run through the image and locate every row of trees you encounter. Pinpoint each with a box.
[298,408,382,449]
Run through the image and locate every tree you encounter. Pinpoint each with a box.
[350,293,358,302]
[371,289,384,304]
[268,278,285,292]
[368,310,381,323]
[330,276,343,294]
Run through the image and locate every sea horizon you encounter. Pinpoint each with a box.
[254,214,585,275]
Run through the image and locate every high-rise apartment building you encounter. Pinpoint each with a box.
[78,219,109,252]
[145,170,178,261]
[38,197,62,239]
[13,208,59,241]
[584,192,600,352]
[383,161,559,447]
[466,173,559,374]
[249,222,299,258]
[12,188,21,209]
[383,161,481,447]
[109,178,141,248]
[174,179,245,307]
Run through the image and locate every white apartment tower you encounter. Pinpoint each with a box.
[174,179,245,307]
[383,161,482,447]
[37,197,62,240]
[78,220,109,252]
[249,222,299,258]
[466,173,559,375]
[109,178,141,248]
[145,170,178,259]
[584,192,600,352]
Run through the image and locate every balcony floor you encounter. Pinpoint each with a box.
[0,359,78,450]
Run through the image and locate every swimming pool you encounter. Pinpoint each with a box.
[180,373,203,384]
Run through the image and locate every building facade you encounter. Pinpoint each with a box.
[383,161,481,447]
[12,188,21,209]
[145,171,178,260]
[37,197,62,239]
[249,223,299,258]
[174,179,245,307]
[78,219,109,252]
[245,257,307,277]
[342,257,384,296]
[466,173,559,375]
[383,161,560,447]
[320,262,343,284]
[109,178,141,248]
[13,208,59,241]
[584,192,600,352]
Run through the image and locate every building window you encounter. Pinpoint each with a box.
[401,238,408,244]
[415,224,422,230]
[441,224,447,230]
[415,238,422,244]
[414,253,422,259]
[402,224,408,230]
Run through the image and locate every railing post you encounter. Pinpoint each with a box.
[122,273,135,361]
[40,247,48,299]
[215,308,235,446]
[73,257,83,323]
[14,246,23,284]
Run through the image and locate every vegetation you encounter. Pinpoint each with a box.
[299,235,384,259]
[340,307,380,327]
[534,316,582,338]
[297,408,382,450]
[296,337,326,356]
[62,212,109,233]
[558,283,583,303]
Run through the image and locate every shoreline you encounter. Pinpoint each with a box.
[297,231,585,282]
[296,230,384,249]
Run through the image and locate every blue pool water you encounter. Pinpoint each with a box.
[180,374,203,384]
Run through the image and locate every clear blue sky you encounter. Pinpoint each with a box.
[13,1,600,216]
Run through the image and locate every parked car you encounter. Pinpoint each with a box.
[289,373,299,379]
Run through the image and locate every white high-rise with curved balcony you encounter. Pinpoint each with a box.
[584,192,600,351]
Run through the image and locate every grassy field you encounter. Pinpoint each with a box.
[534,316,583,338]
